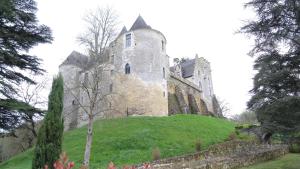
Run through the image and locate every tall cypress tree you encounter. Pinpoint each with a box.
[32,75,64,169]
[241,0,300,134]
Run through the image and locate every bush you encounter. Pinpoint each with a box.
[226,132,237,141]
[195,139,202,152]
[152,147,160,161]
[289,143,300,153]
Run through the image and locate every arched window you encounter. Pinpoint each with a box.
[125,63,130,74]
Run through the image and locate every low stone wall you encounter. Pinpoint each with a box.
[135,140,288,169]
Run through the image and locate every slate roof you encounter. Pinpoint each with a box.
[118,26,127,36]
[129,15,152,31]
[181,59,195,78]
[60,51,88,69]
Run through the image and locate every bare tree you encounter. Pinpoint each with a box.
[216,97,230,118]
[76,6,118,168]
[14,75,49,145]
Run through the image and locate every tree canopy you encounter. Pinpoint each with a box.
[241,0,300,134]
[0,0,52,131]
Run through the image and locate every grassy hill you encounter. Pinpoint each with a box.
[0,115,235,169]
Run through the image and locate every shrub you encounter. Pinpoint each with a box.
[195,139,202,152]
[289,143,300,153]
[227,132,237,141]
[152,147,161,161]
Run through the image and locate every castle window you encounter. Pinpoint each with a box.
[72,100,76,105]
[110,54,114,63]
[109,83,113,92]
[163,91,165,97]
[125,33,131,47]
[125,63,130,74]
[162,40,165,51]
[163,67,165,79]
[110,70,114,76]
[83,72,88,86]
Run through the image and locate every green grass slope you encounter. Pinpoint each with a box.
[240,154,300,169]
[0,115,235,169]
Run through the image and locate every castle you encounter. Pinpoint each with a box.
[59,16,221,130]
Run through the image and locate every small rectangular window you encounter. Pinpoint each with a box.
[110,55,114,63]
[125,33,131,47]
[83,72,88,86]
[162,40,165,51]
[109,83,113,92]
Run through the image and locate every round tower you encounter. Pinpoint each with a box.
[59,51,88,130]
[111,15,169,116]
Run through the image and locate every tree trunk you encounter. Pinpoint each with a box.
[83,115,94,168]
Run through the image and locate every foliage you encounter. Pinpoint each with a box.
[289,143,300,153]
[241,0,300,133]
[32,75,64,169]
[0,115,235,169]
[240,154,300,169]
[0,99,43,133]
[256,96,300,134]
[0,0,52,131]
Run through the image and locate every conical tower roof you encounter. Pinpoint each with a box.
[129,15,151,31]
[119,26,127,35]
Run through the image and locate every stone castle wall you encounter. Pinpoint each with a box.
[134,141,289,169]
[168,72,212,115]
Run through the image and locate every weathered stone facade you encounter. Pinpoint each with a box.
[59,16,219,130]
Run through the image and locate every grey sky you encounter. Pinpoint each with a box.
[32,0,256,116]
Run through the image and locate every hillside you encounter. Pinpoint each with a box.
[0,115,235,169]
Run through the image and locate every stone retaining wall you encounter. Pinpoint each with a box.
[135,140,288,169]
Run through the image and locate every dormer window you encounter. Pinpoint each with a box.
[125,33,131,47]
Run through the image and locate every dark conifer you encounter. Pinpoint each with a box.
[241,0,300,134]
[0,0,52,131]
[32,75,64,169]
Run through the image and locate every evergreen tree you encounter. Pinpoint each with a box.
[0,0,52,131]
[32,75,64,169]
[241,0,300,133]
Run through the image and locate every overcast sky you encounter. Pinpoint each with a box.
[32,0,256,116]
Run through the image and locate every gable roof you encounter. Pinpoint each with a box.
[60,51,88,69]
[129,15,151,31]
[181,59,195,78]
